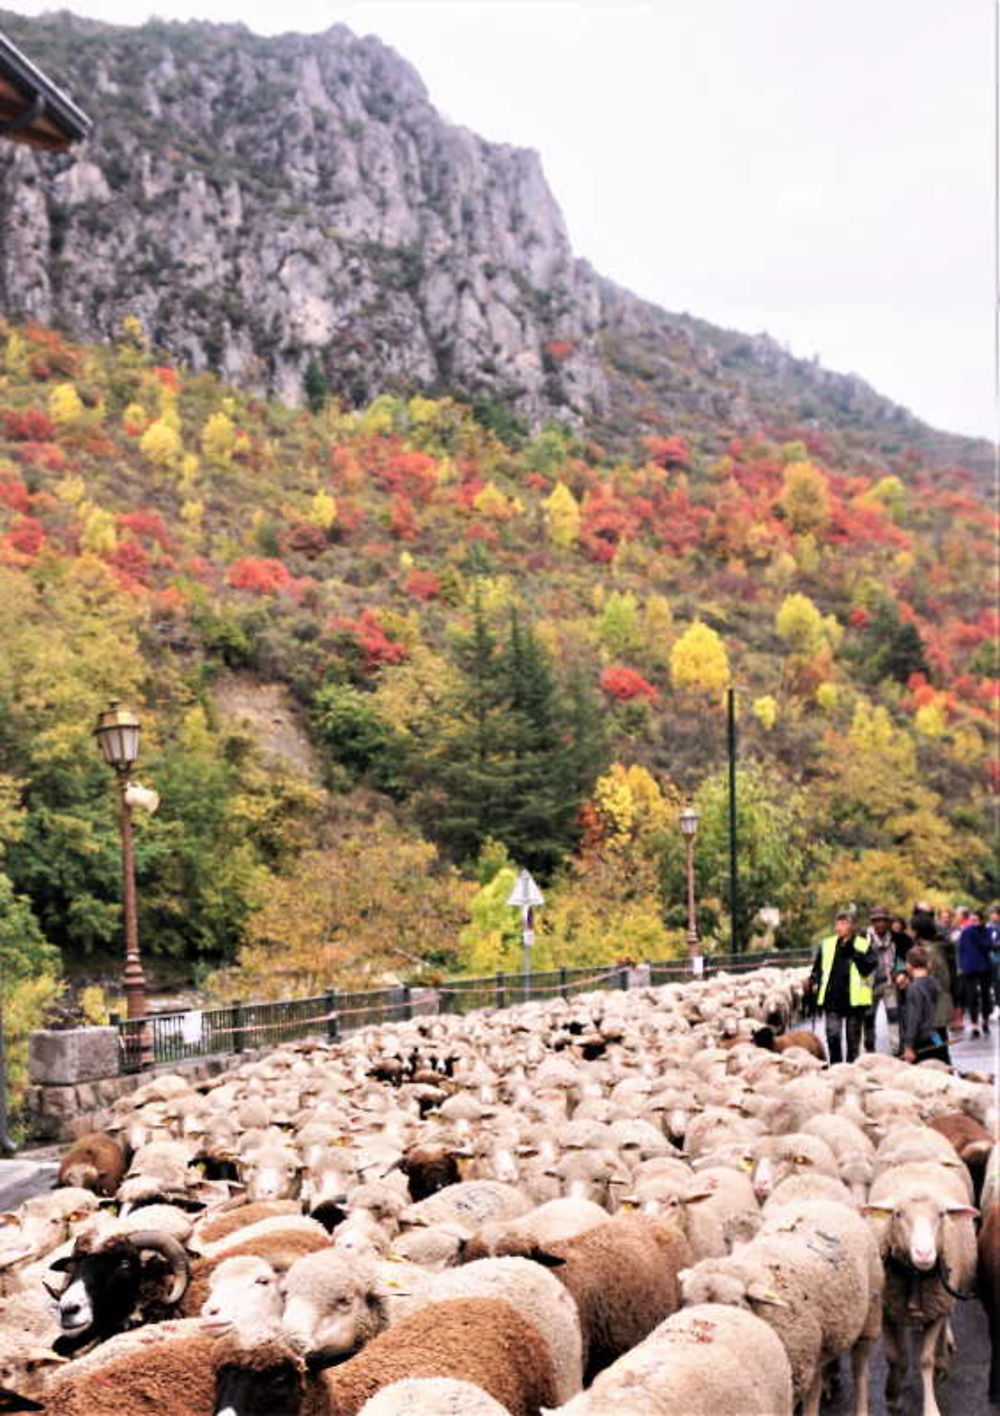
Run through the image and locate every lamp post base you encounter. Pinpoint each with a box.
[123,951,153,1070]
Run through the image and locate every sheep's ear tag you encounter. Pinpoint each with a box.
[747,1281,789,1308]
[386,1253,406,1263]
[739,1159,753,1172]
[861,1205,894,1219]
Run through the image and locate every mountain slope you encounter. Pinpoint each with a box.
[0,9,990,486]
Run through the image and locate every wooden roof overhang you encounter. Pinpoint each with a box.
[0,30,91,151]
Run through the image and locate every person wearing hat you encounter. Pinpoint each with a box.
[804,909,879,1063]
[864,905,903,1053]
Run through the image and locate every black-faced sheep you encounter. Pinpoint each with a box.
[48,1230,190,1355]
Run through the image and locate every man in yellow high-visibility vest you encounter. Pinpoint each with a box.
[804,909,879,1063]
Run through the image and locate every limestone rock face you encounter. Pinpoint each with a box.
[0,16,608,422]
[0,12,989,481]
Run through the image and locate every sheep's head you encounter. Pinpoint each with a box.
[201,1256,283,1335]
[863,1193,978,1271]
[213,1330,306,1416]
[751,1134,837,1200]
[49,1231,189,1351]
[280,1250,387,1365]
[678,1261,788,1312]
[238,1147,302,1203]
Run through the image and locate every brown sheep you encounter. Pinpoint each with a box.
[56,1134,128,1197]
[212,1299,558,1416]
[38,1320,218,1416]
[180,1227,330,1316]
[927,1112,995,1202]
[495,1211,692,1383]
[751,1025,826,1061]
[192,1198,302,1247]
[980,1202,1000,1406]
[389,1145,465,1202]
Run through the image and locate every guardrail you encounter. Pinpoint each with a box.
[116,948,813,1072]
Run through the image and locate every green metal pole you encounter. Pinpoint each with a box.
[728,686,739,954]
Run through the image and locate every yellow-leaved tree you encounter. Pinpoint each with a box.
[778,459,831,534]
[217,815,474,997]
[49,382,84,425]
[140,418,182,469]
[543,482,581,549]
[201,410,237,464]
[670,621,730,697]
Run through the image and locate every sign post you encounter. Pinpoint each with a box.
[506,869,545,1001]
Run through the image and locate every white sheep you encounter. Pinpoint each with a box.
[679,1197,882,1416]
[864,1159,979,1416]
[358,1377,509,1414]
[546,1302,794,1415]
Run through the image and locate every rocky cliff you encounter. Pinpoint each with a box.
[0,10,989,476]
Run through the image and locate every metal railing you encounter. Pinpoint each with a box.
[117,948,812,1072]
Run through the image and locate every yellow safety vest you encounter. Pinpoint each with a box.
[817,934,874,1009]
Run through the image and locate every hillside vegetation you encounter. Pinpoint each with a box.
[0,316,994,1063]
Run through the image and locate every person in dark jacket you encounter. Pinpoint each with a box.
[909,901,954,1033]
[805,910,878,1063]
[895,945,951,1064]
[956,908,993,1038]
[864,905,901,1052]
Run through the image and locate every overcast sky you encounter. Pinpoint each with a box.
[8,0,996,438]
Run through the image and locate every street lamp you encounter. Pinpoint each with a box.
[95,699,151,1068]
[679,803,702,976]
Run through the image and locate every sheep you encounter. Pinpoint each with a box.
[978,1199,1000,1406]
[623,1164,762,1259]
[56,1133,128,1197]
[751,1024,826,1061]
[462,1198,608,1261]
[545,1302,794,1416]
[399,1180,532,1232]
[0,1328,65,1410]
[680,1197,883,1416]
[180,1217,331,1318]
[280,1248,389,1364]
[800,1112,875,1203]
[495,1211,692,1383]
[749,1132,839,1202]
[357,1378,509,1415]
[47,1229,191,1355]
[927,1111,995,1202]
[398,1256,584,1404]
[211,1299,558,1415]
[873,1125,975,1205]
[200,1254,285,1334]
[237,1139,303,1202]
[38,1318,221,1416]
[389,1223,469,1270]
[864,1160,979,1416]
[191,1198,303,1248]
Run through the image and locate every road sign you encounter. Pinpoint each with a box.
[506,869,545,909]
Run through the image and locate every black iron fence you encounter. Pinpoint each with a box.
[117,948,813,1073]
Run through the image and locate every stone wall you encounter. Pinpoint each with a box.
[24,1032,270,1143]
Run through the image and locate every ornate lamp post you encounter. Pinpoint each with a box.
[679,803,702,975]
[95,700,151,1068]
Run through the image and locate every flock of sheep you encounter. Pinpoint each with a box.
[0,964,996,1415]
